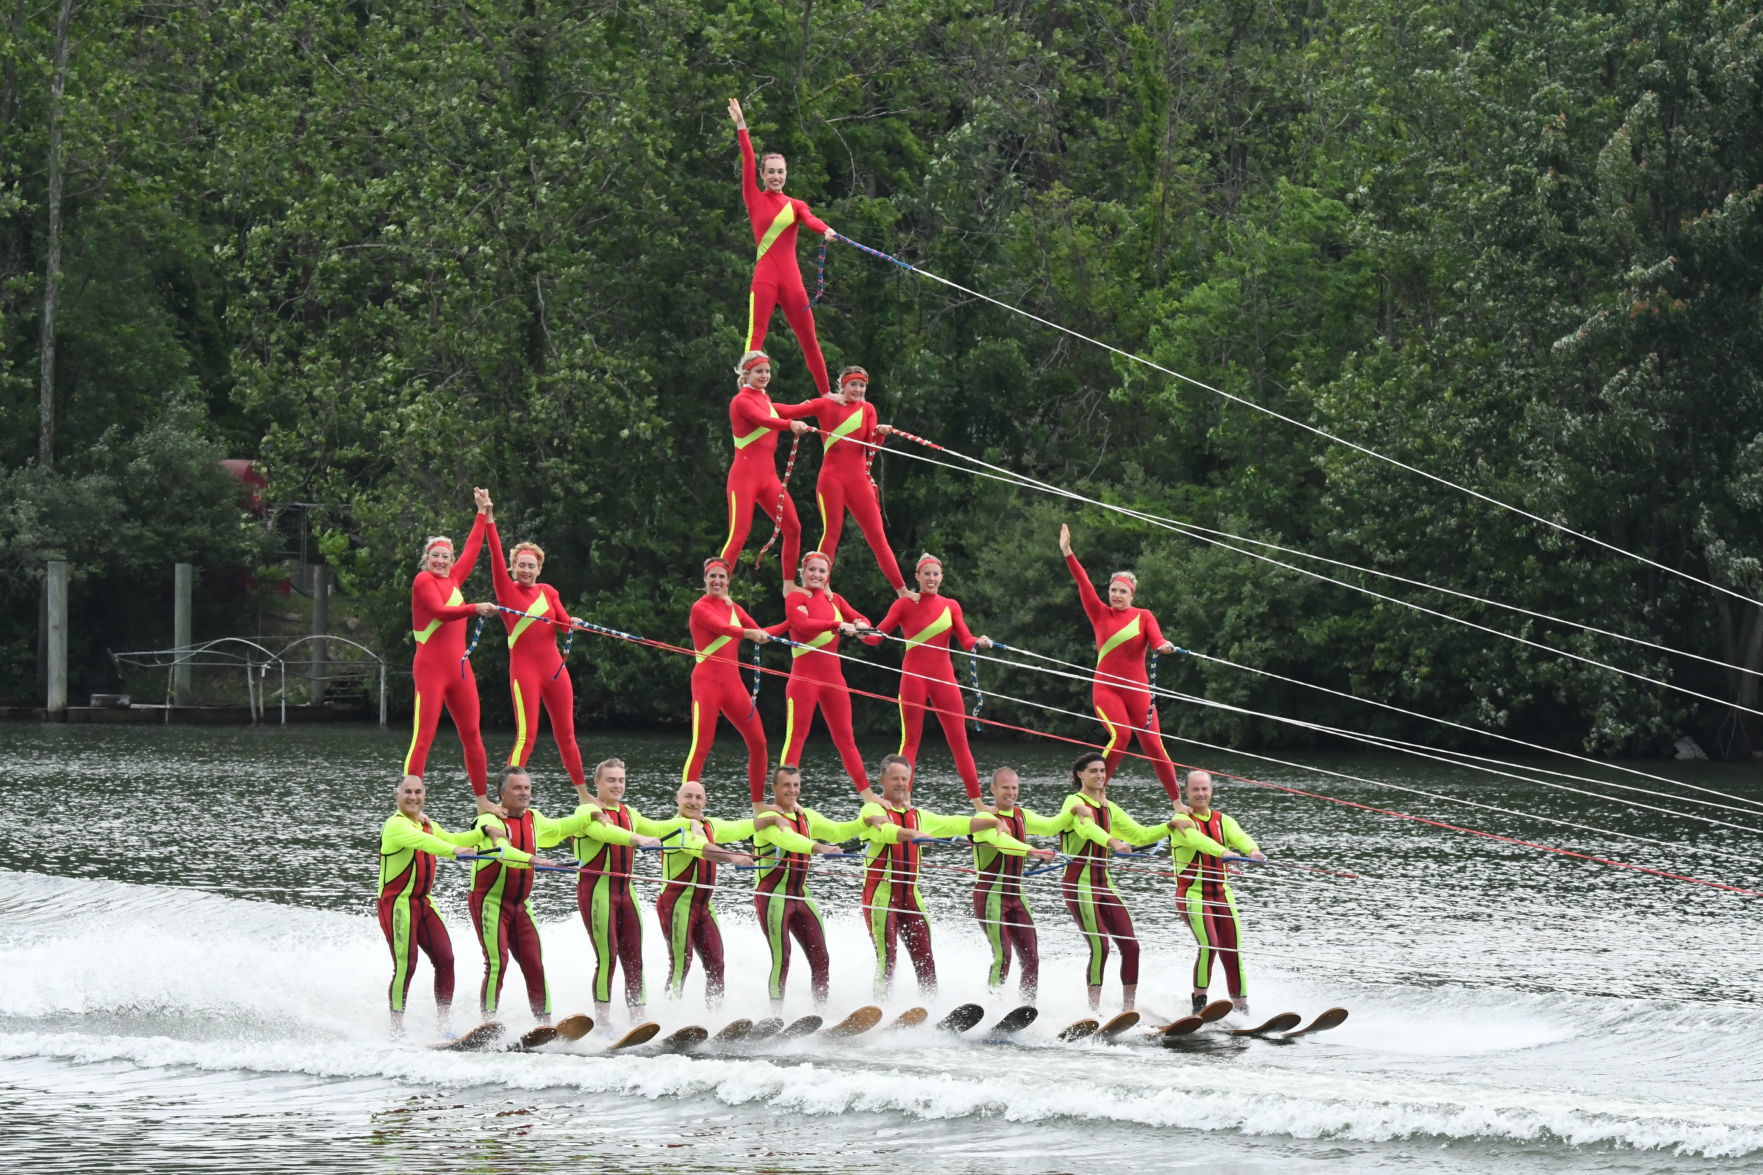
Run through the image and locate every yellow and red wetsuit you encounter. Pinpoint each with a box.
[971,804,1068,1000]
[469,804,599,1017]
[657,816,755,1003]
[721,385,819,572]
[868,591,983,799]
[1054,791,1178,993]
[737,127,832,394]
[487,522,584,789]
[1174,807,1258,1001]
[571,800,675,1008]
[405,512,489,795]
[798,395,906,591]
[378,810,526,1014]
[684,593,770,802]
[1065,552,1181,801]
[770,586,874,794]
[751,807,870,1003]
[857,802,1030,1000]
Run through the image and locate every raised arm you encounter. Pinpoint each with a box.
[485,520,515,607]
[452,502,488,589]
[1061,526,1107,625]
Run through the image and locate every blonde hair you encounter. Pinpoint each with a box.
[734,349,771,385]
[593,757,626,780]
[417,536,452,568]
[1109,570,1139,592]
[508,541,545,570]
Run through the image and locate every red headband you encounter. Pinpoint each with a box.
[801,551,833,571]
[840,371,869,386]
[1109,574,1136,592]
[703,557,732,575]
[742,353,771,372]
[915,554,942,571]
[426,539,454,553]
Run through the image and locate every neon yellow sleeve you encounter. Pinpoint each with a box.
[534,804,601,848]
[1061,794,1114,849]
[629,806,690,840]
[1174,824,1230,857]
[804,807,871,843]
[381,814,469,858]
[1219,813,1260,856]
[573,803,635,846]
[709,817,758,843]
[972,824,1032,856]
[915,810,977,838]
[759,817,819,854]
[1108,800,1175,848]
[855,802,903,845]
[1021,806,1069,837]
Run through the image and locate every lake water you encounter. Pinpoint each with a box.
[5,721,1761,1171]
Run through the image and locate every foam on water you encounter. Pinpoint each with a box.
[7,870,1763,1162]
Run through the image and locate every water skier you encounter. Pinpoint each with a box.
[657,780,759,1007]
[752,764,868,1010]
[1175,769,1265,1017]
[570,757,668,1026]
[684,556,775,809]
[720,349,818,591]
[972,766,1068,1003]
[771,551,881,804]
[799,366,910,596]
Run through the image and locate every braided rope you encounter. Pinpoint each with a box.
[754,433,801,567]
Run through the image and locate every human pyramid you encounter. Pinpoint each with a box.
[376,101,1268,1049]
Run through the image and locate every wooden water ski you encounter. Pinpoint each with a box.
[433,1021,503,1052]
[1096,1010,1141,1040]
[607,1022,661,1050]
[657,1025,709,1054]
[823,1006,883,1038]
[554,1013,593,1041]
[1200,1000,1234,1022]
[516,1024,559,1050]
[1279,1007,1349,1039]
[935,1003,986,1033]
[712,1018,754,1044]
[887,1007,928,1031]
[746,1017,785,1042]
[984,1006,1038,1038]
[1156,1014,1206,1039]
[1057,1018,1099,1043]
[779,1014,824,1039]
[1226,1011,1302,1037]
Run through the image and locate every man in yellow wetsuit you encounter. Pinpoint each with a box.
[379,774,530,1037]
[571,757,669,1026]
[859,754,1051,1000]
[972,766,1070,1003]
[1174,769,1265,1016]
[657,780,760,1006]
[1056,752,1224,1011]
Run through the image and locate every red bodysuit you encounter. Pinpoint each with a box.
[405,513,489,796]
[770,585,873,794]
[684,593,770,801]
[868,592,982,800]
[487,523,584,788]
[801,395,905,591]
[737,128,831,395]
[1066,553,1180,800]
[721,385,818,574]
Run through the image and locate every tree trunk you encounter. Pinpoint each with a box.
[38,0,74,469]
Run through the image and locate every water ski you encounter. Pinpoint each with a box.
[1156,1015,1205,1039]
[888,1007,929,1031]
[823,1006,884,1038]
[1200,1000,1234,1022]
[433,1021,503,1052]
[607,1022,661,1051]
[554,1013,593,1041]
[746,1017,785,1042]
[984,1006,1038,1039]
[516,1024,560,1050]
[1096,1010,1141,1041]
[712,1018,754,1044]
[935,1003,986,1034]
[1226,1011,1302,1037]
[657,1026,709,1054]
[1280,1007,1350,1039]
[1056,1018,1099,1043]
[779,1014,824,1039]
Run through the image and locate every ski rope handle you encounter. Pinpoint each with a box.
[1146,650,1159,727]
[551,626,575,680]
[460,616,486,678]
[745,640,762,719]
[968,648,983,733]
[754,432,801,567]
[808,239,828,308]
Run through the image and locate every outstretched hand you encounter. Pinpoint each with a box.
[727,97,746,130]
[473,602,498,617]
[1058,523,1073,557]
[823,227,837,241]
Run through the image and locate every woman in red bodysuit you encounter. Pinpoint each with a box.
[867,553,992,806]
[684,556,774,805]
[799,366,909,596]
[721,350,817,594]
[771,551,880,804]
[405,488,499,812]
[484,498,585,791]
[1058,523,1182,802]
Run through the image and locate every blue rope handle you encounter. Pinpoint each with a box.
[551,627,575,681]
[807,239,828,308]
[968,648,983,733]
[745,641,763,719]
[460,615,487,678]
[1146,650,1159,727]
